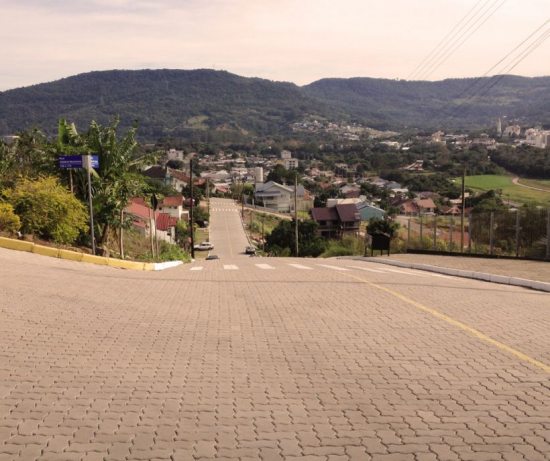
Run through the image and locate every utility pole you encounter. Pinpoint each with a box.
[294,174,299,257]
[460,167,466,251]
[189,158,195,259]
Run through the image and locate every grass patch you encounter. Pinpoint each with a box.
[462,175,550,206]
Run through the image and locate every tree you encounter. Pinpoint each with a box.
[367,218,399,238]
[84,118,155,252]
[7,176,88,244]
[265,219,326,257]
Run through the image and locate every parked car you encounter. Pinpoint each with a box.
[205,254,219,260]
[194,241,214,251]
[245,246,256,255]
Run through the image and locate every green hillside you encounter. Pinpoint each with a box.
[1,69,549,140]
[304,75,550,130]
[0,69,333,140]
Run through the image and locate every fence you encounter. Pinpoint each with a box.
[404,208,550,260]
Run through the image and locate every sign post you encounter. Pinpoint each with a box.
[59,155,98,255]
[82,155,96,255]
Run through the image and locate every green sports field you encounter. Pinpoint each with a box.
[462,175,550,206]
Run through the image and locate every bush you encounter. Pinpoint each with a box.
[7,176,88,244]
[0,203,21,235]
[157,241,190,262]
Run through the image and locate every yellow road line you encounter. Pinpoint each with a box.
[343,272,550,374]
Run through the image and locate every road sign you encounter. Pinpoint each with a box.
[59,155,99,169]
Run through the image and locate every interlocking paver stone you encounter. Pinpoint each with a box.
[0,199,549,461]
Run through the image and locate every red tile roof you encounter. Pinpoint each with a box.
[311,207,338,221]
[156,213,178,231]
[335,203,361,223]
[126,201,154,221]
[161,195,184,207]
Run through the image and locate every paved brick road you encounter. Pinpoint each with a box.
[1,247,549,461]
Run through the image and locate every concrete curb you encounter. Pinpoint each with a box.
[0,236,183,271]
[341,255,550,293]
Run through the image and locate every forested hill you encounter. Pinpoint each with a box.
[0,69,334,140]
[303,75,550,130]
[1,69,549,140]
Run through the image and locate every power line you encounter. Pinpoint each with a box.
[419,0,507,81]
[448,19,549,104]
[446,22,549,120]
[408,0,489,80]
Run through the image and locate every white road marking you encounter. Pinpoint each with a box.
[427,273,453,279]
[256,263,275,270]
[317,264,350,271]
[382,268,425,276]
[190,266,203,271]
[223,264,239,270]
[346,265,386,273]
[288,263,313,270]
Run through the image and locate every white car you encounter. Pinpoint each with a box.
[194,241,214,251]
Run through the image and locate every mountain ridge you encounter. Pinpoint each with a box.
[1,69,549,140]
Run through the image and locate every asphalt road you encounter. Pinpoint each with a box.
[208,198,250,259]
[1,205,550,460]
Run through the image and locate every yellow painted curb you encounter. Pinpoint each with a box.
[32,244,60,258]
[81,254,109,266]
[0,236,34,252]
[58,249,84,262]
[107,258,146,270]
[0,236,157,271]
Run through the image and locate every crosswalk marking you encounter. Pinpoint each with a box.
[383,267,425,277]
[288,263,313,270]
[255,263,275,270]
[190,266,203,271]
[346,265,386,273]
[317,264,350,271]
[223,264,239,270]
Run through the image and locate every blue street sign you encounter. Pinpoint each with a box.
[59,155,99,169]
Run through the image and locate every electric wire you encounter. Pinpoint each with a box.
[419,0,507,81]
[408,0,488,80]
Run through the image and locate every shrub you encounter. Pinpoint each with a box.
[0,203,21,235]
[7,176,88,244]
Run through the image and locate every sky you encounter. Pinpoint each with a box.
[0,0,549,91]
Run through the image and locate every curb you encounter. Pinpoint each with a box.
[341,256,550,293]
[0,236,183,271]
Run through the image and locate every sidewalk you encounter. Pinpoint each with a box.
[346,253,550,292]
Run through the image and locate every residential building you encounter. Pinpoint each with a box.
[356,202,386,221]
[311,204,361,239]
[254,181,313,213]
[399,197,437,216]
[158,195,188,221]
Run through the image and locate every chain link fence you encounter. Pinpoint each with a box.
[404,208,550,260]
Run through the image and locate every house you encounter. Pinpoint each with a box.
[311,204,361,239]
[124,198,178,244]
[398,197,437,216]
[339,184,361,198]
[254,181,313,213]
[403,160,424,171]
[356,202,386,221]
[158,195,188,221]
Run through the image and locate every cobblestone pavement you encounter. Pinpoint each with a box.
[383,253,550,284]
[1,247,549,461]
